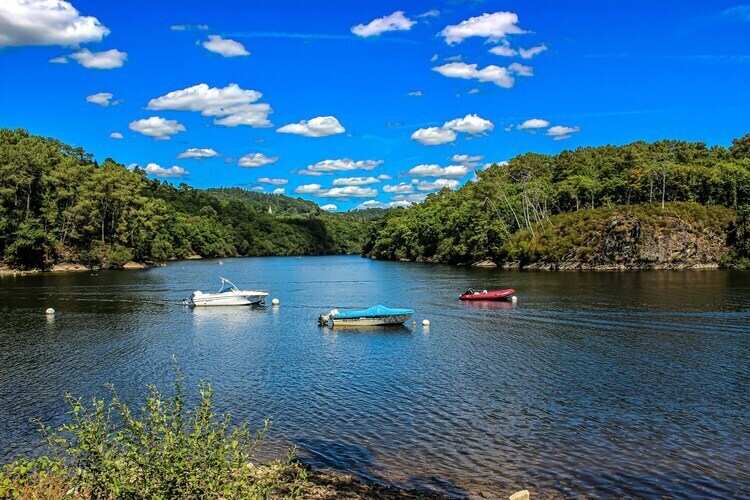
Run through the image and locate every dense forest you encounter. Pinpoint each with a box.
[0,128,370,270]
[363,134,750,267]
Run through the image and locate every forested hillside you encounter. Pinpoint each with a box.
[363,135,750,267]
[0,129,370,270]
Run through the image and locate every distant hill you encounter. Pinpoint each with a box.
[0,128,371,270]
[363,135,750,268]
[206,187,321,215]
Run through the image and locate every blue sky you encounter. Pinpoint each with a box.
[1,0,749,211]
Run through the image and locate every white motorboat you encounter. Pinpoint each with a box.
[187,277,268,307]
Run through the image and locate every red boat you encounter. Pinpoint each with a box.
[460,288,515,301]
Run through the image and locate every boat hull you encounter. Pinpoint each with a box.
[191,292,267,307]
[460,289,515,301]
[331,313,413,327]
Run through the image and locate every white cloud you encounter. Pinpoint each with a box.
[383,182,414,194]
[257,178,288,185]
[517,118,550,130]
[408,164,469,178]
[294,184,377,198]
[238,153,278,167]
[252,186,264,192]
[351,11,416,37]
[0,0,109,48]
[147,83,272,128]
[86,92,113,106]
[301,158,381,174]
[416,179,460,191]
[489,45,517,57]
[171,24,209,31]
[547,125,581,140]
[444,54,462,62]
[49,55,67,63]
[451,154,484,165]
[392,193,427,203]
[433,62,515,88]
[145,163,188,178]
[202,35,249,57]
[177,148,219,159]
[355,200,412,209]
[272,188,285,195]
[69,48,127,69]
[443,114,494,135]
[378,174,393,180]
[109,132,123,139]
[332,176,380,186]
[128,117,185,140]
[418,9,440,18]
[411,126,456,146]
[440,12,525,45]
[320,204,338,211]
[508,62,533,77]
[468,88,480,94]
[519,44,547,59]
[277,116,344,137]
[407,90,423,96]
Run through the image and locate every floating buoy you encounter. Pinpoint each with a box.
[422,319,430,326]
[511,296,518,304]
[271,298,279,306]
[45,308,55,315]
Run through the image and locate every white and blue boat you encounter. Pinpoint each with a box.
[319,304,414,327]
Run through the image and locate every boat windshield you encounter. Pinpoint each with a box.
[217,277,239,294]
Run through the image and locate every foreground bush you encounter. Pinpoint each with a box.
[0,362,306,499]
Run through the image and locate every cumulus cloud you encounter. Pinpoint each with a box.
[408,164,469,178]
[433,62,515,88]
[411,126,456,146]
[147,83,272,128]
[49,55,67,63]
[440,12,525,45]
[519,44,547,59]
[145,163,188,178]
[547,125,581,140]
[351,11,416,37]
[0,0,109,48]
[416,179,460,191]
[489,45,517,57]
[238,153,278,167]
[300,158,381,174]
[129,117,185,140]
[202,35,249,57]
[109,132,123,139]
[517,118,550,131]
[355,200,411,209]
[443,114,494,134]
[392,193,427,203]
[407,90,423,96]
[86,92,114,106]
[277,116,344,137]
[257,178,288,185]
[378,174,393,180]
[294,184,377,198]
[332,176,380,186]
[272,187,285,195]
[320,204,338,211]
[68,48,127,69]
[383,182,414,194]
[451,154,484,166]
[508,62,533,77]
[177,148,219,159]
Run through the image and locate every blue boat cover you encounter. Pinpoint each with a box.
[334,304,414,319]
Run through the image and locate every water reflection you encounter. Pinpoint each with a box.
[1,257,749,497]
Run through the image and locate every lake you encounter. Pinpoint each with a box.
[1,256,749,497]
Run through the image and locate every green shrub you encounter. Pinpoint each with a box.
[0,361,306,499]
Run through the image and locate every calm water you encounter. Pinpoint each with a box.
[1,256,749,497]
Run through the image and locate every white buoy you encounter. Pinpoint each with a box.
[422,319,430,326]
[511,295,518,304]
[271,298,279,306]
[45,308,55,315]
